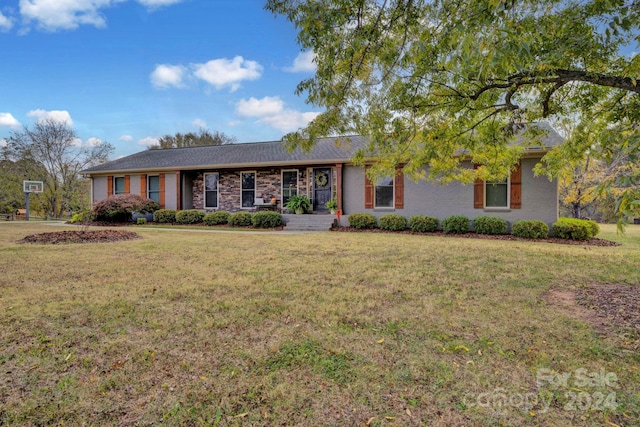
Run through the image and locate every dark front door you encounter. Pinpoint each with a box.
[313,168,332,211]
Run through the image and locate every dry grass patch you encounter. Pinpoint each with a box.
[1,222,639,426]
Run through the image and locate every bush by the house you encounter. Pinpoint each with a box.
[511,220,549,239]
[153,209,176,223]
[552,218,598,240]
[473,215,508,235]
[252,211,283,228]
[348,213,378,229]
[136,217,147,225]
[92,194,160,223]
[379,214,407,231]
[441,215,470,234]
[175,209,205,225]
[408,215,439,232]
[203,211,230,226]
[228,212,253,227]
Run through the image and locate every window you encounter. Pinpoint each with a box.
[282,170,298,205]
[485,179,509,208]
[241,172,255,208]
[114,177,125,194]
[375,176,394,208]
[147,175,160,203]
[204,173,219,208]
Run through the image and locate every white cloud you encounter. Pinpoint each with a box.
[150,64,187,89]
[137,0,183,7]
[0,138,7,148]
[284,51,316,73]
[119,134,133,141]
[0,12,14,31]
[72,137,102,147]
[19,0,184,32]
[0,112,20,127]
[236,96,285,118]
[235,96,320,133]
[137,136,159,147]
[27,109,73,125]
[192,56,262,92]
[192,118,206,128]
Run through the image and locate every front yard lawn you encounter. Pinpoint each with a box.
[1,223,638,426]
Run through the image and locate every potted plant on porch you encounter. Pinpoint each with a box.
[325,198,338,214]
[285,194,311,214]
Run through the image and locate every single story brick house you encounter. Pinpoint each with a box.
[82,126,561,226]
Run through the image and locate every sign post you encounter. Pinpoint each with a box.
[23,181,44,221]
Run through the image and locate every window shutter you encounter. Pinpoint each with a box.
[159,173,165,208]
[124,175,130,194]
[140,174,147,197]
[394,166,404,209]
[473,165,483,209]
[510,162,522,209]
[364,166,373,209]
[107,176,113,197]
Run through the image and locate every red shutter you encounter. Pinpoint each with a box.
[394,166,404,209]
[510,162,522,209]
[107,176,113,198]
[364,166,373,209]
[124,175,130,194]
[140,174,147,197]
[159,173,165,208]
[473,165,483,209]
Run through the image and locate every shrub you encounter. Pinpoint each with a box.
[136,217,147,225]
[409,215,439,232]
[203,211,230,226]
[441,215,470,234]
[348,213,377,229]
[473,215,508,235]
[70,210,91,224]
[379,214,407,231]
[153,209,176,223]
[175,209,205,224]
[552,218,597,240]
[511,220,549,239]
[252,211,283,228]
[228,212,253,227]
[92,194,159,223]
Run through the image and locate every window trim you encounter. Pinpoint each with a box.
[203,172,219,209]
[240,171,256,209]
[113,176,126,195]
[281,169,298,206]
[374,175,395,209]
[147,175,161,203]
[484,177,511,209]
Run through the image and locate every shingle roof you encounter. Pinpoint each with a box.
[83,124,562,174]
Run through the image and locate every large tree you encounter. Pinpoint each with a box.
[6,119,113,218]
[267,0,639,214]
[149,128,236,149]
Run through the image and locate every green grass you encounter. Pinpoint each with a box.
[0,222,639,426]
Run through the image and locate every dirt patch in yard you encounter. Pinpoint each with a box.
[543,284,640,337]
[18,230,141,244]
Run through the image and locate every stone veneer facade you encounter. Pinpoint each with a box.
[192,168,311,212]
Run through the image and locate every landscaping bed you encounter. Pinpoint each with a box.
[331,226,620,246]
[18,229,140,244]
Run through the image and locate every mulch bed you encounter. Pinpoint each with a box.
[330,226,619,246]
[18,230,141,245]
[576,284,640,332]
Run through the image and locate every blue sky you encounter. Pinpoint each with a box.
[0,0,318,158]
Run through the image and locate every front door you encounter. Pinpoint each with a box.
[313,168,332,211]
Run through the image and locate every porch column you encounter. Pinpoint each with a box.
[336,163,343,213]
[176,171,182,211]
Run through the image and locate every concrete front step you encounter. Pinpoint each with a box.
[283,214,336,231]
